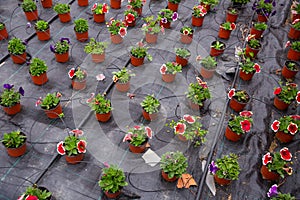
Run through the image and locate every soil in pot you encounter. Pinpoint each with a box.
[180,34,193,44]
[142,109,158,121]
[162,73,176,83]
[55,52,69,63]
[226,10,238,23]
[91,53,105,63]
[5,133,27,157]
[36,29,51,41]
[72,79,86,90]
[77,0,88,7]
[176,55,188,67]
[75,31,88,42]
[104,190,122,199]
[128,139,148,153]
[287,48,300,61]
[229,96,249,112]
[218,28,232,40]
[200,67,216,79]
[24,10,38,21]
[115,81,130,92]
[145,33,158,43]
[93,13,105,23]
[288,25,300,40]
[0,26,9,40]
[110,0,121,9]
[257,14,268,22]
[130,55,145,67]
[282,61,299,79]
[168,2,178,12]
[160,21,171,29]
[210,41,226,57]
[245,44,260,58]
[239,70,254,81]
[41,0,52,8]
[250,27,263,39]
[110,34,123,44]
[58,13,71,23]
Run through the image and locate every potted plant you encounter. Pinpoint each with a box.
[1,130,26,157]
[50,37,70,63]
[291,2,300,22]
[252,0,276,22]
[57,131,87,164]
[74,18,89,42]
[186,79,211,110]
[35,20,50,41]
[160,62,182,83]
[141,16,161,43]
[84,38,108,63]
[106,18,127,44]
[167,114,208,144]
[250,22,267,39]
[209,153,241,186]
[110,0,121,9]
[0,84,24,115]
[91,3,109,23]
[267,184,296,200]
[0,22,9,40]
[160,151,188,182]
[245,35,261,59]
[228,88,250,112]
[261,147,293,181]
[231,0,251,8]
[112,67,135,92]
[199,0,219,12]
[123,125,152,153]
[225,111,253,142]
[157,8,178,29]
[124,9,138,27]
[29,57,48,85]
[8,37,27,64]
[77,0,88,7]
[128,0,144,16]
[17,184,52,200]
[288,19,300,40]
[271,115,299,143]
[210,40,226,57]
[140,94,160,121]
[41,0,52,8]
[239,58,261,81]
[88,93,112,122]
[192,4,207,27]
[98,164,128,198]
[21,0,38,21]
[53,3,71,23]
[168,0,181,12]
[286,41,300,61]
[199,55,217,79]
[180,26,193,44]
[226,7,239,23]
[38,92,63,119]
[68,67,87,90]
[282,60,299,79]
[218,22,236,39]
[175,48,191,67]
[130,41,152,66]
[273,82,298,110]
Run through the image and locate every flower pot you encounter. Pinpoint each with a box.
[273,95,290,110]
[10,52,27,64]
[178,134,187,141]
[75,31,88,42]
[168,2,179,12]
[257,14,268,22]
[130,55,145,67]
[176,55,188,67]
[192,16,204,27]
[275,131,294,143]
[226,11,238,23]
[110,34,123,44]
[239,70,254,81]
[160,21,171,29]
[218,27,232,40]
[250,27,264,39]
[77,0,88,7]
[104,190,122,199]
[24,10,38,21]
[55,52,69,63]
[93,13,105,23]
[142,109,158,121]
[162,73,176,83]
[65,153,84,164]
[245,45,260,58]
[260,165,280,181]
[210,41,226,57]
[41,0,52,8]
[0,26,9,40]
[43,103,63,119]
[72,79,86,90]
[287,48,300,61]
[288,26,300,40]
[145,32,158,44]
[292,13,300,22]
[200,67,216,79]
[229,97,248,112]
[6,140,26,157]
[128,140,147,153]
[36,28,51,41]
[282,61,298,79]
[214,174,231,186]
[133,6,143,16]
[58,13,71,23]
[30,72,48,85]
[110,0,121,9]
[2,103,21,115]
[180,34,192,44]
[91,53,105,63]
[95,111,111,122]
[188,99,203,111]
[225,126,242,142]
[161,170,178,182]
[115,81,130,92]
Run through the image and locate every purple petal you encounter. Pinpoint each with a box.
[172,12,178,21]
[209,161,219,174]
[161,18,167,23]
[50,45,55,53]
[3,84,14,90]
[60,37,70,44]
[267,184,278,198]
[18,87,24,96]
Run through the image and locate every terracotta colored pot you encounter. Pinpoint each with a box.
[142,109,158,121]
[77,0,88,7]
[93,13,105,23]
[210,41,226,57]
[239,70,254,81]
[10,52,27,64]
[145,32,158,44]
[110,0,121,9]
[65,153,84,164]
[110,34,123,44]
[250,27,264,39]
[260,165,279,181]
[43,103,63,119]
[257,14,268,22]
[178,134,187,141]
[162,73,176,83]
[275,131,294,143]
[287,48,300,61]
[214,174,231,186]
[218,27,232,40]
[30,72,48,85]
[273,95,290,110]
[72,79,86,90]
[225,126,242,142]
[36,28,51,41]
[176,55,188,67]
[229,97,248,112]
[75,31,88,42]
[245,44,260,58]
[168,2,178,12]
[192,16,204,27]
[288,26,300,40]
[180,34,192,44]
[292,13,300,22]
[282,61,298,79]
[6,140,26,157]
[128,140,147,153]
[160,21,171,29]
[200,2,210,12]
[161,170,178,182]
[0,26,9,40]
[55,52,69,63]
[200,67,216,79]
[133,6,142,16]
[188,99,202,111]
[91,53,105,63]
[130,55,145,67]
[104,190,121,199]
[2,103,21,115]
[115,81,130,92]
[58,13,71,23]
[41,0,52,8]
[226,11,238,23]
[95,111,111,122]
[24,10,38,21]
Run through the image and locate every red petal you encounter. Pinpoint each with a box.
[68,68,75,79]
[183,114,196,124]
[239,110,253,117]
[240,119,251,132]
[228,89,235,99]
[134,125,141,130]
[287,123,298,135]
[145,126,153,139]
[160,64,167,74]
[280,147,292,161]
[25,196,38,200]
[119,27,127,37]
[271,120,280,132]
[174,123,186,135]
[57,141,66,155]
[254,63,261,73]
[77,140,87,153]
[296,92,300,104]
[71,129,84,136]
[262,152,272,165]
[273,87,281,95]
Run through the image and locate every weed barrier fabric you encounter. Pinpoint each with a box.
[0,0,299,199]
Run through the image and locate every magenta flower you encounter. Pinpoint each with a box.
[123,133,132,142]
[209,161,219,174]
[273,87,281,95]
[172,12,178,21]
[70,129,84,137]
[239,110,253,117]
[86,93,95,103]
[267,184,278,198]
[161,18,167,24]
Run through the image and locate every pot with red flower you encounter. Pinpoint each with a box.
[124,9,138,27]
[186,77,211,110]
[107,19,127,44]
[160,151,188,182]
[291,3,300,22]
[140,94,160,121]
[282,60,299,79]
[22,0,38,21]
[0,22,9,40]
[41,0,52,8]
[38,92,63,119]
[91,3,110,23]
[175,48,190,67]
[50,38,70,63]
[35,20,51,41]
[228,89,250,112]
[239,58,261,81]
[128,0,144,16]
[57,130,87,164]
[84,38,108,63]
[74,18,89,42]
[192,4,207,27]
[29,58,48,85]
[53,3,71,23]
[141,16,162,44]
[0,84,24,115]
[245,35,261,59]
[160,62,182,83]
[261,147,293,181]
[87,93,112,122]
[199,56,218,79]
[200,0,219,12]
[110,0,121,9]
[18,184,52,200]
[226,7,239,23]
[209,153,240,186]
[180,26,193,44]
[8,37,27,64]
[210,41,226,57]
[271,115,299,143]
[288,19,300,40]
[1,130,26,157]
[252,0,276,22]
[286,41,300,61]
[273,82,299,110]
[130,41,152,66]
[112,67,135,92]
[157,8,178,29]
[68,67,87,90]
[77,0,88,7]
[123,125,152,153]
[167,0,181,12]
[225,111,253,142]
[218,22,236,39]
[250,22,267,39]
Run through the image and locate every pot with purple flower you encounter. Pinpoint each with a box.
[50,38,70,63]
[0,84,24,115]
[252,0,276,22]
[157,8,178,29]
[267,184,296,200]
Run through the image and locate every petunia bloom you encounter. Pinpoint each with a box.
[18,87,24,96]
[119,27,127,37]
[262,152,272,165]
[296,91,300,104]
[209,161,219,174]
[227,88,235,99]
[174,123,186,135]
[57,141,66,155]
[68,68,75,79]
[183,114,195,124]
[271,120,280,132]
[267,184,278,198]
[239,110,253,117]
[253,63,261,73]
[160,64,167,74]
[77,140,87,153]
[172,12,178,21]
[3,83,14,90]
[287,122,298,135]
[240,119,251,132]
[145,126,153,139]
[273,87,281,95]
[280,147,292,161]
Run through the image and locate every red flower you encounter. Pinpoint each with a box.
[230,23,236,30]
[227,88,235,99]
[239,110,253,117]
[68,68,75,79]
[86,93,95,103]
[273,87,281,95]
[102,3,108,13]
[253,63,261,73]
[119,27,127,37]
[25,196,38,200]
[125,13,135,24]
[174,123,186,135]
[271,120,280,132]
[291,115,300,120]
[196,77,208,88]
[285,41,291,48]
[77,140,87,153]
[123,133,132,142]
[57,141,65,155]
[160,64,167,74]
[287,122,298,135]
[134,125,141,130]
[183,30,189,35]
[70,129,84,137]
[91,3,97,11]
[145,126,153,139]
[296,91,300,104]
[240,119,251,132]
[280,147,292,161]
[183,114,195,124]
[262,152,272,165]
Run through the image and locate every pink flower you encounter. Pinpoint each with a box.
[123,133,132,142]
[160,64,167,74]
[230,23,236,30]
[287,123,298,135]
[127,93,135,99]
[119,27,127,37]
[253,63,261,73]
[134,125,141,130]
[126,5,132,9]
[160,25,165,35]
[57,141,66,155]
[137,41,144,47]
[70,129,84,137]
[86,93,95,103]
[262,152,272,165]
[125,13,135,24]
[291,115,300,120]
[91,3,97,11]
[280,147,292,161]
[240,119,251,132]
[145,126,153,139]
[239,110,253,117]
[96,74,105,81]
[292,18,300,24]
[25,196,38,200]
[174,123,186,135]
[35,97,42,107]
[271,120,280,132]
[183,114,195,124]
[77,140,87,153]
[196,55,202,61]
[196,77,208,88]
[103,161,110,168]
[227,88,235,99]
[296,91,300,104]
[68,68,75,79]
[273,87,281,95]
[285,41,291,48]
[246,34,255,42]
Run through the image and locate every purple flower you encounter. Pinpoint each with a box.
[172,12,178,21]
[26,22,31,28]
[50,45,55,53]
[267,184,278,198]
[160,12,165,16]
[209,161,219,174]
[161,18,167,24]
[60,37,70,44]
[3,84,14,90]
[18,87,24,96]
